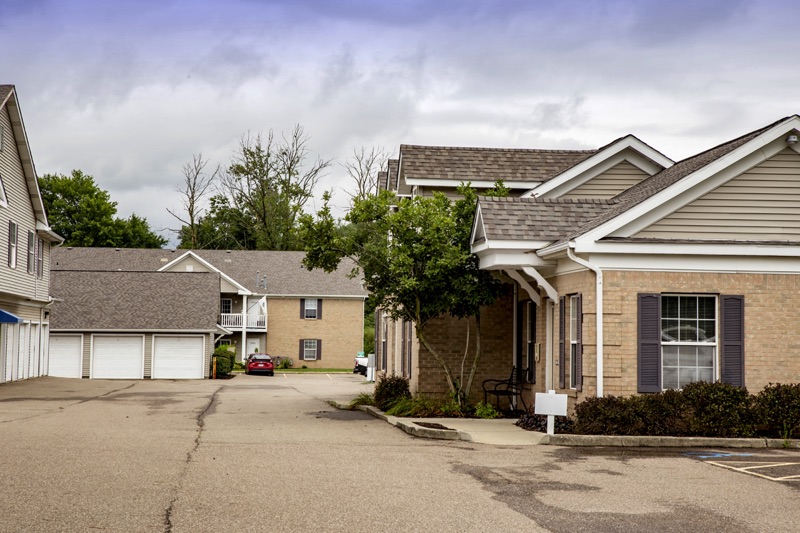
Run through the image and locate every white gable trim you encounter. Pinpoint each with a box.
[522,135,673,199]
[470,203,485,245]
[158,251,251,295]
[405,178,540,189]
[576,116,800,244]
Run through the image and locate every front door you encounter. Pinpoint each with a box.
[247,338,261,356]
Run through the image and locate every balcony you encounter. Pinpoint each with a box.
[220,313,267,330]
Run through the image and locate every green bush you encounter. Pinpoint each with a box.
[474,401,501,420]
[275,357,293,369]
[385,395,440,417]
[516,412,576,434]
[755,383,800,439]
[211,346,235,377]
[347,392,375,409]
[374,375,411,411]
[681,381,755,437]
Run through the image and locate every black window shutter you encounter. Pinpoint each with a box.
[559,296,565,389]
[529,302,536,384]
[7,221,13,267]
[638,293,661,393]
[298,339,304,360]
[27,231,33,274]
[720,295,745,388]
[316,339,322,360]
[515,301,524,371]
[317,299,322,320]
[300,299,305,319]
[575,294,583,392]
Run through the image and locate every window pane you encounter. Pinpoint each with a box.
[662,297,678,319]
[697,346,715,367]
[678,320,698,342]
[697,320,715,342]
[679,297,697,319]
[679,346,697,367]
[661,320,679,341]
[698,297,716,320]
[663,368,678,390]
[663,346,679,366]
[697,368,714,383]
[679,367,697,388]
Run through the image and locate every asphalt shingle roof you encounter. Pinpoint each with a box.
[399,144,597,184]
[50,271,220,330]
[478,196,618,242]
[50,248,367,297]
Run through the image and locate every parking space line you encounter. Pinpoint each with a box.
[707,461,800,482]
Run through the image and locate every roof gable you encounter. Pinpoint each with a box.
[567,115,800,248]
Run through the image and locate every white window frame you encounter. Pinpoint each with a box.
[36,238,44,278]
[569,295,578,389]
[304,298,318,319]
[8,221,17,269]
[216,339,232,347]
[220,298,232,315]
[27,230,35,274]
[660,294,718,390]
[0,173,7,207]
[303,339,318,360]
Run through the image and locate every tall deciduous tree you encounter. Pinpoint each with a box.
[39,170,166,248]
[168,153,218,249]
[179,195,257,250]
[299,183,507,405]
[342,146,388,201]
[218,125,331,251]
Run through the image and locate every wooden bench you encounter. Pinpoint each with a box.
[482,366,528,412]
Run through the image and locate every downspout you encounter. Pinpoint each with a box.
[566,247,604,398]
[521,267,558,392]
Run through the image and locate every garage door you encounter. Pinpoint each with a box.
[49,335,83,378]
[152,336,205,379]
[92,336,144,379]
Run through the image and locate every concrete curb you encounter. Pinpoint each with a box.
[347,404,800,449]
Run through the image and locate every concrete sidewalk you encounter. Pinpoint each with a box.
[354,405,800,449]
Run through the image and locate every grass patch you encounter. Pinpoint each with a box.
[348,392,375,409]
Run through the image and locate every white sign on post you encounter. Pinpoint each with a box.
[534,390,568,435]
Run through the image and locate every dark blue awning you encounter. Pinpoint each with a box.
[0,309,22,324]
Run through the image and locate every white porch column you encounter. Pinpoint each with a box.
[240,294,248,363]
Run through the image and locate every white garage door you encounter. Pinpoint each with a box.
[152,336,205,379]
[92,336,144,379]
[49,335,83,378]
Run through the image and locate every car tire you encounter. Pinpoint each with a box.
[268,372,274,376]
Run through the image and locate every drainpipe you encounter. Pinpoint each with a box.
[521,267,558,392]
[566,247,604,398]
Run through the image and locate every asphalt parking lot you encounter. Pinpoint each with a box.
[1,375,799,533]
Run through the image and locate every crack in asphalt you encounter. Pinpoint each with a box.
[163,385,222,533]
[0,382,138,424]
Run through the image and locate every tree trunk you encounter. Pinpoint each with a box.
[464,313,482,400]
[416,327,457,396]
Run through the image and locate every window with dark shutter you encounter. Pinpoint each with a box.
[36,239,43,278]
[638,293,662,393]
[298,339,304,361]
[559,296,565,389]
[7,221,17,268]
[27,231,35,274]
[317,299,322,320]
[527,301,536,384]
[316,339,322,360]
[575,294,583,392]
[720,295,745,387]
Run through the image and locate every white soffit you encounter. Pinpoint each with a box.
[576,116,800,244]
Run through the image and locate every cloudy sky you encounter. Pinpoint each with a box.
[2,0,797,245]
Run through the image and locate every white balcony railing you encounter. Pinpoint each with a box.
[220,313,266,329]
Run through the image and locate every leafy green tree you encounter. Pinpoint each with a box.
[218,126,331,251]
[179,195,257,250]
[39,170,166,248]
[299,183,507,405]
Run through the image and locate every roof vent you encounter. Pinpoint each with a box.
[787,134,799,144]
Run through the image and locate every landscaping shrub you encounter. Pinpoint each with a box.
[681,381,755,437]
[755,383,800,439]
[211,346,234,377]
[347,392,375,409]
[385,395,440,417]
[474,401,501,420]
[516,412,575,434]
[275,357,293,369]
[573,395,647,435]
[374,375,411,411]
[638,389,690,436]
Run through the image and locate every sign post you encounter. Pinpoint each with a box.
[534,390,568,435]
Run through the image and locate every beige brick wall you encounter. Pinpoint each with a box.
[266,298,364,369]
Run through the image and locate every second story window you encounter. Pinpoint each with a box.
[220,298,232,315]
[27,230,35,274]
[36,238,44,278]
[301,298,322,319]
[7,221,17,268]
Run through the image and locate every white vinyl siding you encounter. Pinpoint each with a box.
[91,335,144,379]
[637,148,800,240]
[152,335,205,379]
[561,161,648,199]
[49,334,83,378]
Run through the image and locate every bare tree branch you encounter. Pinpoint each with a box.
[168,153,219,248]
[342,146,388,201]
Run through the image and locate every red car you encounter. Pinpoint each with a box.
[245,354,274,376]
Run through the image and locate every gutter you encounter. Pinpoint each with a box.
[566,246,604,398]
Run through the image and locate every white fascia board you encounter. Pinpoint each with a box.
[574,240,800,258]
[469,203,484,245]
[265,294,367,299]
[522,136,674,199]
[471,239,550,254]
[404,178,540,189]
[159,251,252,295]
[578,116,800,243]
[585,252,800,274]
[476,250,552,270]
